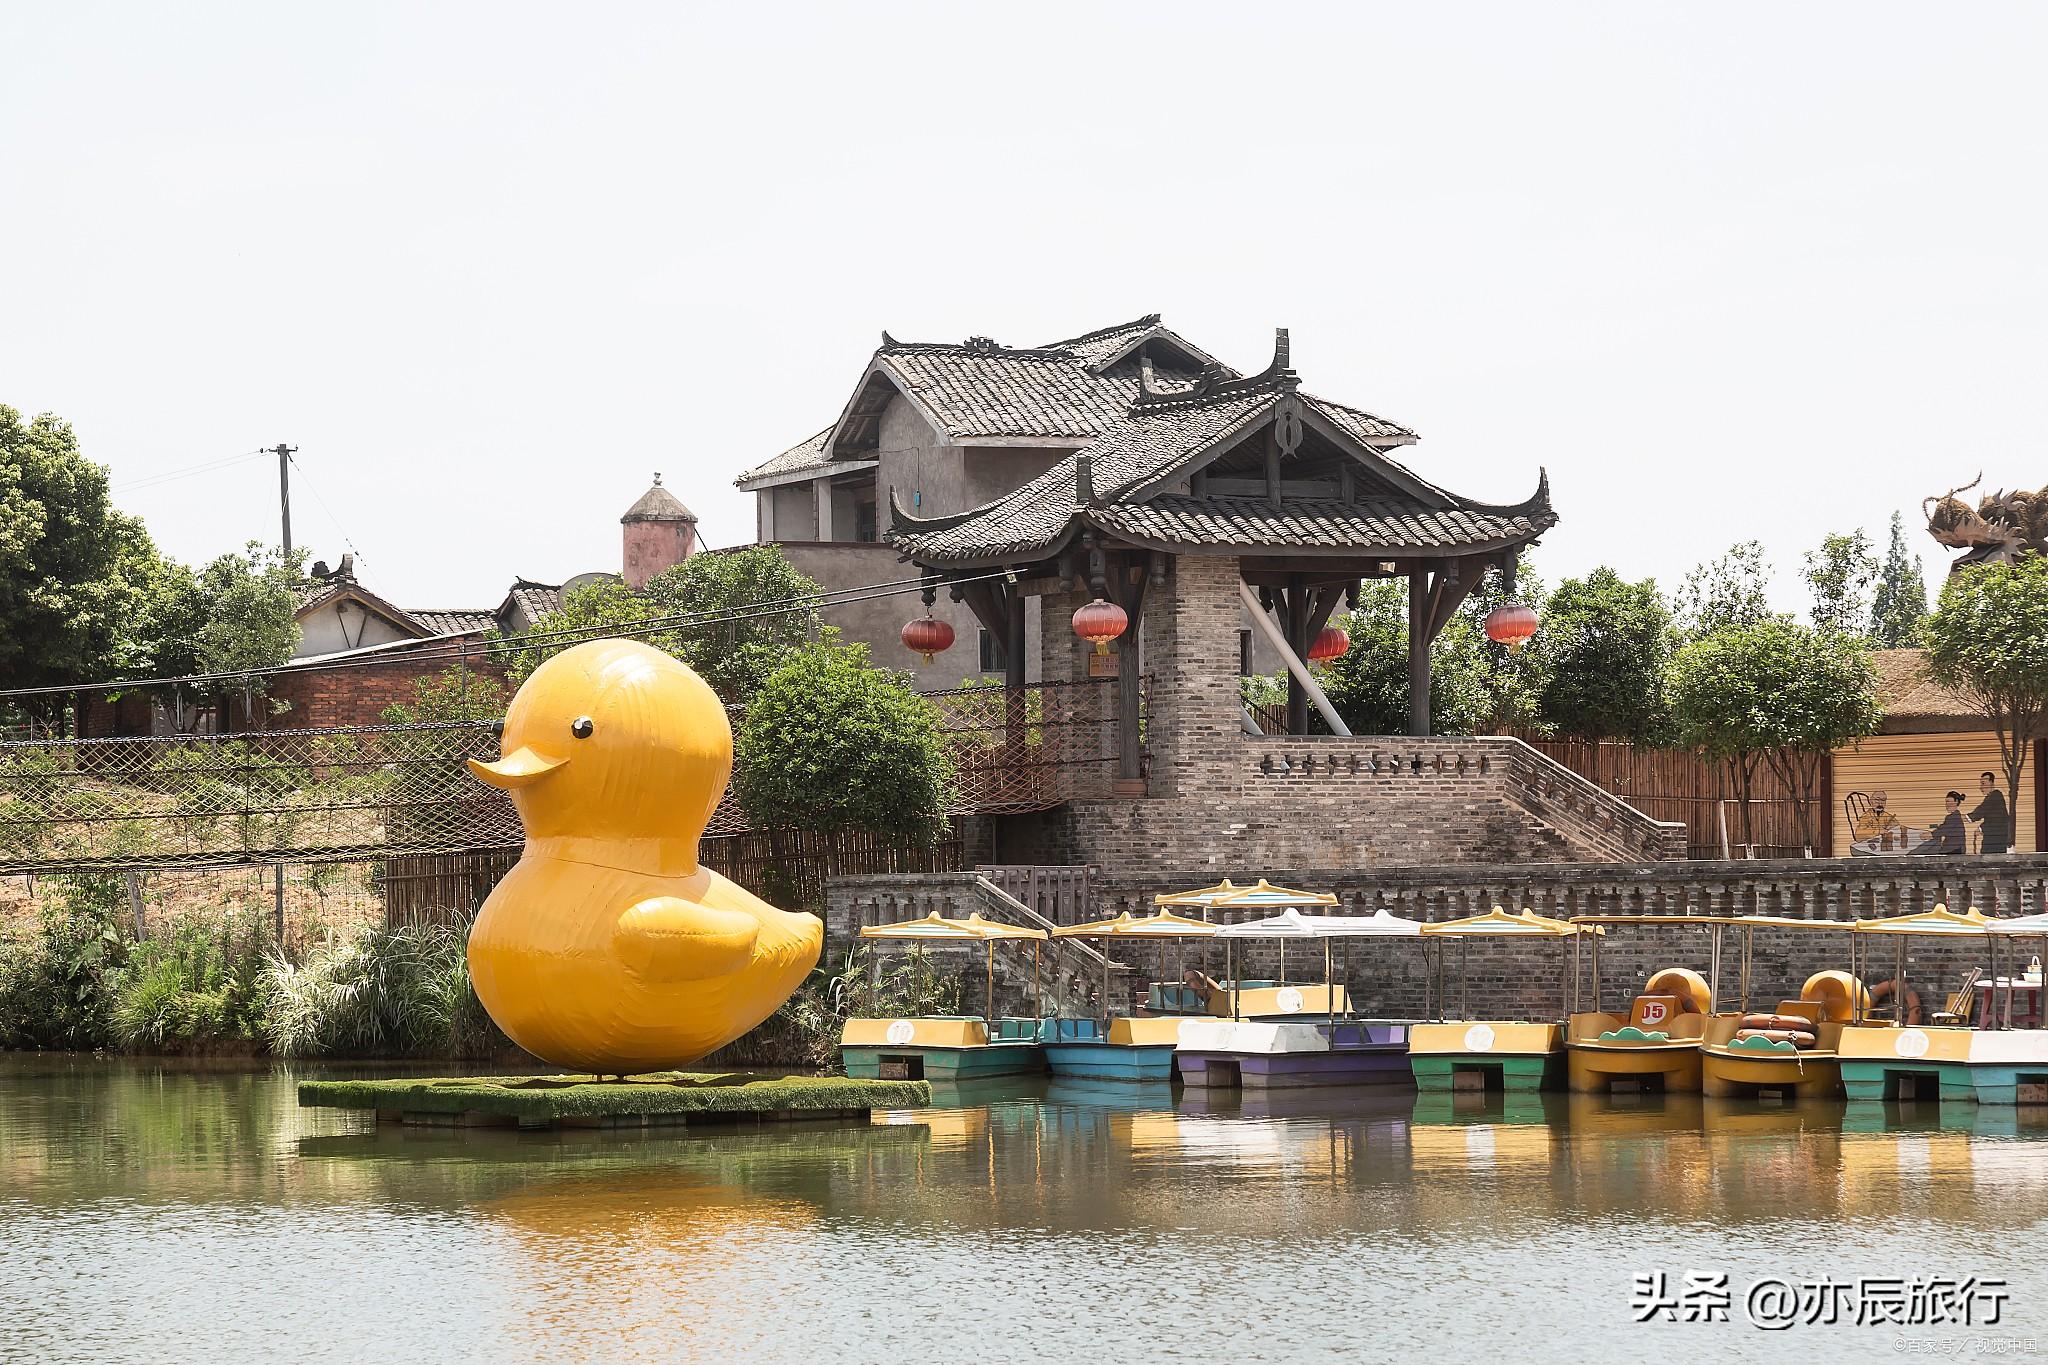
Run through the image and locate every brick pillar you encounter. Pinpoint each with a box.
[1146,554,1244,800]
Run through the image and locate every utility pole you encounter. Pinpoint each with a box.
[271,443,297,556]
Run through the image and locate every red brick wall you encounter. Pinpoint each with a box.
[268,654,509,730]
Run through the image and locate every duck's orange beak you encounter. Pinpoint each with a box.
[468,747,567,790]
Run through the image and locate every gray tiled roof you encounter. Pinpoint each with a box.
[889,353,1535,565]
[889,387,1279,562]
[874,343,1138,441]
[735,428,833,487]
[621,480,696,522]
[504,580,563,623]
[407,608,496,636]
[1088,492,1555,553]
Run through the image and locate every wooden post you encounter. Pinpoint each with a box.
[123,869,147,938]
[1285,575,1310,735]
[1114,556,1151,793]
[1407,568,1431,737]
[273,864,286,942]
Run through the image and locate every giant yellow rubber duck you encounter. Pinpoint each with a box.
[466,638,822,1075]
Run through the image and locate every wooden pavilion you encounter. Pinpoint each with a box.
[888,329,1555,777]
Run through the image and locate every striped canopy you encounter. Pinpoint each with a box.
[1852,905,1992,936]
[1421,906,1595,938]
[1052,910,1219,939]
[1154,878,1338,912]
[1214,908,1422,938]
[858,912,1048,942]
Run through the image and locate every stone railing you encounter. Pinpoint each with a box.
[1092,853,2048,922]
[1240,735,1689,864]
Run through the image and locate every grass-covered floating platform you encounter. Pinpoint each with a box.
[298,1071,932,1131]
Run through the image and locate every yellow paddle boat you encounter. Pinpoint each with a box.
[1410,908,1598,1094]
[1563,915,1715,1094]
[1698,916,1865,1099]
[1147,878,1344,1015]
[839,912,1048,1082]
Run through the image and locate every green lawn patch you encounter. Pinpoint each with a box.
[299,1071,930,1123]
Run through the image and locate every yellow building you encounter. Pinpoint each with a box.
[1830,649,2039,855]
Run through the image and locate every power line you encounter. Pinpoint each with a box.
[0,567,1011,701]
[287,451,367,567]
[111,449,269,494]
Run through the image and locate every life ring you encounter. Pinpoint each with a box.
[1644,967,1710,1014]
[1800,970,1868,1024]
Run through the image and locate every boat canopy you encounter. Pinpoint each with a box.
[1987,912,2048,936]
[1421,906,1596,937]
[1052,910,1218,939]
[858,911,1048,941]
[1154,878,1337,912]
[1567,914,1852,931]
[1851,905,1992,936]
[1213,907,1422,938]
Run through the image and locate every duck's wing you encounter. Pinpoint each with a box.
[613,897,761,983]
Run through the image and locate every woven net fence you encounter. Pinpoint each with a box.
[0,679,1128,874]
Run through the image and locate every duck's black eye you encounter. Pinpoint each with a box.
[570,717,595,739]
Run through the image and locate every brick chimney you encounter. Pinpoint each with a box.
[620,473,698,588]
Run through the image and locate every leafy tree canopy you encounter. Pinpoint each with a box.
[1535,567,1672,741]
[498,547,824,703]
[1925,556,2048,820]
[192,543,305,681]
[1674,540,1773,639]
[1318,581,1500,736]
[1668,616,1881,849]
[732,643,955,845]
[1803,529,1878,637]
[0,407,163,689]
[1870,510,1930,648]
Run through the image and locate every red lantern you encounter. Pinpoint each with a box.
[1307,625,1350,663]
[1072,597,1128,655]
[901,614,955,666]
[1484,602,1539,653]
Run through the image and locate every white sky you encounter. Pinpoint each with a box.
[3,3,2042,612]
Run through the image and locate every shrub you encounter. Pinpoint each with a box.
[262,919,506,1059]
[0,875,131,1050]
[111,911,272,1051]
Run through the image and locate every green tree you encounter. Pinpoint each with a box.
[0,407,159,699]
[732,643,955,850]
[379,664,510,725]
[1870,511,1930,647]
[193,543,303,675]
[1925,556,2048,845]
[1674,541,1773,638]
[1803,529,1878,637]
[1319,581,1498,735]
[496,548,825,701]
[1535,568,1672,741]
[645,547,825,704]
[1669,618,1881,854]
[497,578,670,683]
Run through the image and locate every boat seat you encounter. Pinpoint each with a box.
[1038,1018,1104,1043]
[989,1018,1040,1042]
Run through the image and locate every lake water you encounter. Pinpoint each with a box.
[3,1055,2045,1364]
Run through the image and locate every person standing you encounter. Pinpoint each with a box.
[1968,770,2012,854]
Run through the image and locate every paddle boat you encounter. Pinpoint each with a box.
[1409,907,1596,1095]
[839,912,1048,1082]
[1838,905,2048,1106]
[1176,907,1423,1089]
[1563,914,1714,1094]
[1041,910,1219,1082]
[1146,878,1341,1015]
[1698,916,1865,1100]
